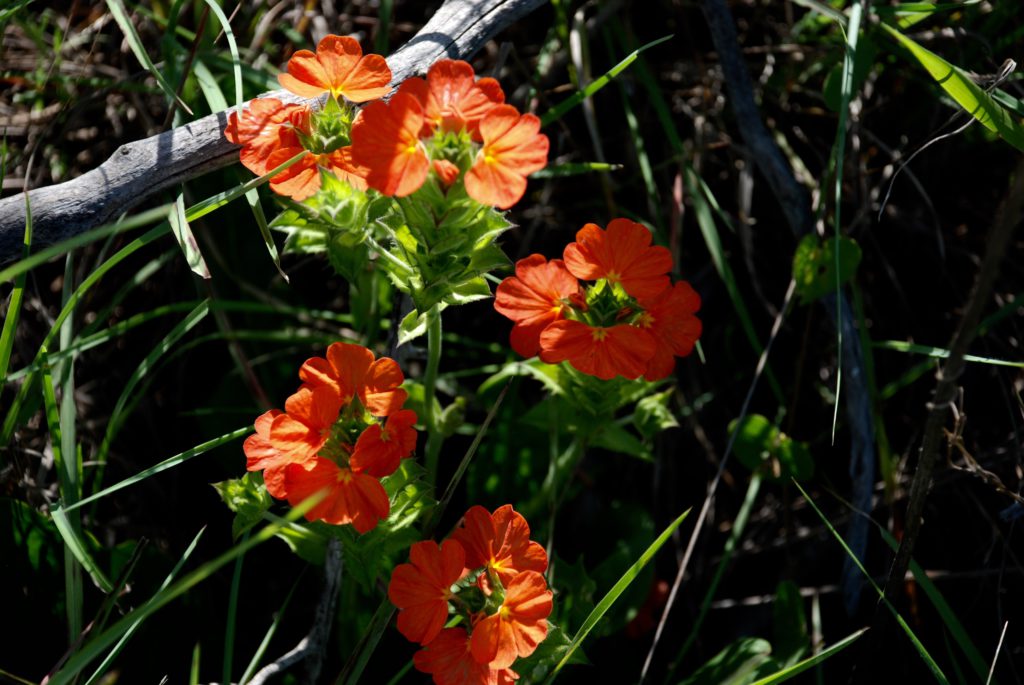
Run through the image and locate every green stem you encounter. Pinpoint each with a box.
[423,305,444,485]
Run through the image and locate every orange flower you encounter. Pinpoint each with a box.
[226,101,365,201]
[562,219,672,299]
[636,281,703,381]
[413,628,519,685]
[398,59,505,138]
[225,98,305,175]
[278,35,391,102]
[388,539,467,645]
[351,91,430,196]
[451,505,547,590]
[350,408,419,478]
[464,106,548,210]
[298,342,408,417]
[282,457,389,533]
[469,571,552,669]
[493,255,580,357]
[539,320,656,381]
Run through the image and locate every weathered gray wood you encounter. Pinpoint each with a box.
[0,0,547,265]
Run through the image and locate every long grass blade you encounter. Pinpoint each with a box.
[793,482,950,683]
[544,508,691,683]
[750,628,868,685]
[0,162,30,383]
[880,23,1024,151]
[48,496,324,685]
[103,0,193,114]
[540,34,672,127]
[95,300,212,474]
[169,192,211,278]
[875,340,1024,368]
[0,204,173,285]
[63,425,251,514]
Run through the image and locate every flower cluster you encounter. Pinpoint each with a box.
[389,505,553,684]
[225,35,391,200]
[242,342,417,532]
[351,59,549,209]
[494,218,703,381]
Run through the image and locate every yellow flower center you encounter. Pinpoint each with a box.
[591,327,609,341]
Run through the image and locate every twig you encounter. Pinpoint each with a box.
[0,0,549,264]
[245,537,342,685]
[879,158,1024,604]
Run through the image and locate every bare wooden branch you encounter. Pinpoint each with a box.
[0,0,547,265]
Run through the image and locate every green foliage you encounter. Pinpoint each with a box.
[212,473,272,541]
[729,415,813,481]
[680,638,774,685]
[792,234,862,306]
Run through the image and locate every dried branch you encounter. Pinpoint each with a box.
[0,0,547,265]
[245,538,342,685]
[880,158,1024,603]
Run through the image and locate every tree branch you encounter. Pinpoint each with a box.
[0,0,547,265]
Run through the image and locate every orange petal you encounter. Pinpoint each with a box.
[338,53,392,102]
[277,48,332,98]
[327,342,374,399]
[350,93,429,196]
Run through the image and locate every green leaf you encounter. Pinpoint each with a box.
[590,422,653,462]
[515,622,588,683]
[212,473,273,540]
[681,638,774,685]
[398,305,447,346]
[792,234,862,305]
[881,22,1024,151]
[444,276,493,306]
[729,415,813,482]
[771,581,809,668]
[634,388,680,439]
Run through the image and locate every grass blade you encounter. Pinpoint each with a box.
[0,164,30,383]
[95,300,212,476]
[104,0,193,115]
[544,508,691,683]
[880,22,1024,152]
[169,192,211,278]
[750,628,868,685]
[829,1,864,443]
[540,34,672,127]
[875,339,1024,368]
[81,529,206,685]
[47,497,324,685]
[63,425,251,514]
[0,204,173,285]
[793,482,950,684]
[530,162,622,178]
